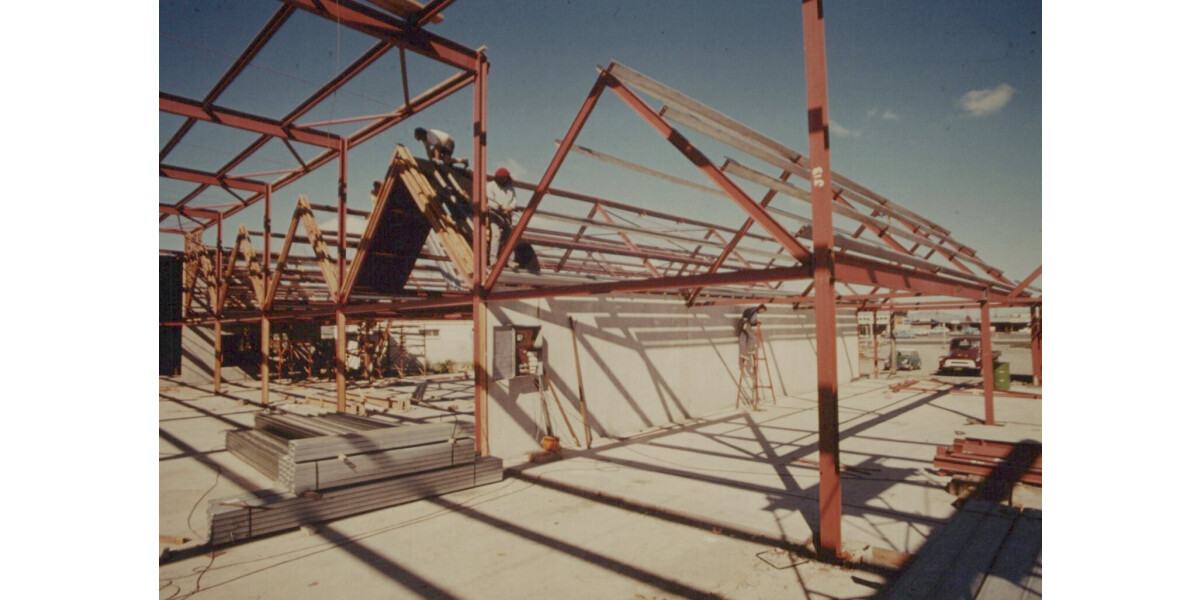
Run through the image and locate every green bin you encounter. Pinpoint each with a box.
[992,362,1011,391]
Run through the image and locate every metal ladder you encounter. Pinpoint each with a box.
[735,324,777,410]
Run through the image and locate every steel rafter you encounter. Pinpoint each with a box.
[160,4,296,161]
[279,0,480,72]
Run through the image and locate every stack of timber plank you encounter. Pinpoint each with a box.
[214,411,501,546]
[392,145,475,283]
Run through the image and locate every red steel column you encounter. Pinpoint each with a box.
[261,184,272,406]
[214,215,224,393]
[980,301,995,425]
[1031,304,1042,385]
[336,138,349,412]
[872,311,879,379]
[472,56,491,455]
[802,0,842,556]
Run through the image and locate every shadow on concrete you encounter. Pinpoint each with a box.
[422,494,727,598]
[870,442,1043,599]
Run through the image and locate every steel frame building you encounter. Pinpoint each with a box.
[159,0,1041,557]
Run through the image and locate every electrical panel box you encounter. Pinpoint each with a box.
[493,325,542,380]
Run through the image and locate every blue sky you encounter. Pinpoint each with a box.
[159,0,1041,283]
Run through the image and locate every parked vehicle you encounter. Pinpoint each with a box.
[884,349,923,371]
[938,336,1000,372]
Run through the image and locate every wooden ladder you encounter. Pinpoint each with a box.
[735,324,777,410]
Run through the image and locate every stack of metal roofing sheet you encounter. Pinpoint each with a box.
[225,429,290,481]
[280,437,476,493]
[215,411,501,546]
[209,456,503,546]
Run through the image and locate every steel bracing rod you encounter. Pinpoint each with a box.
[159,40,396,223]
[723,159,935,255]
[554,205,599,272]
[528,210,789,264]
[507,180,779,246]
[160,4,295,161]
[604,69,812,262]
[614,59,949,239]
[159,92,343,149]
[651,94,1011,286]
[1007,265,1041,298]
[279,0,480,72]
[175,70,475,231]
[686,165,799,306]
[661,104,1010,285]
[520,231,718,266]
[594,205,663,278]
[485,70,611,293]
[559,142,725,198]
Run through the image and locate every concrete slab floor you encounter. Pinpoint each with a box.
[159,376,1040,599]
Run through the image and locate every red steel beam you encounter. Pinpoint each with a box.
[487,265,809,304]
[159,92,343,149]
[837,254,989,301]
[159,165,267,193]
[158,204,222,221]
[802,0,842,557]
[280,0,480,72]
[160,40,394,223]
[605,71,812,262]
[160,4,296,161]
[485,70,611,293]
[179,71,474,231]
[1007,266,1042,298]
[980,300,995,425]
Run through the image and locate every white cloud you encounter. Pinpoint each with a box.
[319,215,367,236]
[882,109,900,121]
[956,83,1016,117]
[829,120,860,138]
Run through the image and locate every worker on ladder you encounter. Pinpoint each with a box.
[735,304,772,409]
[737,304,767,375]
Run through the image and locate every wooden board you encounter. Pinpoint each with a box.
[342,148,433,296]
[392,145,475,283]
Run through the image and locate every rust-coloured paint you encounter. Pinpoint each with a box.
[802,0,843,557]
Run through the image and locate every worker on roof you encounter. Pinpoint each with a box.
[414,127,468,168]
[486,167,517,266]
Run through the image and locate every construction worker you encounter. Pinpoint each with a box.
[414,127,468,167]
[486,168,516,266]
[738,304,767,373]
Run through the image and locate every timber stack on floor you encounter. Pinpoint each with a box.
[213,412,501,546]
